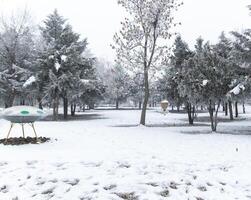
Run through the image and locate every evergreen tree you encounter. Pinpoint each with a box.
[37,10,89,120]
[160,35,192,120]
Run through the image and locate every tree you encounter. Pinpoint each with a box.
[70,58,105,113]
[231,29,251,115]
[192,41,236,131]
[112,0,182,125]
[158,35,193,123]
[129,73,144,109]
[103,64,131,109]
[37,10,88,120]
[0,10,35,107]
[215,32,244,120]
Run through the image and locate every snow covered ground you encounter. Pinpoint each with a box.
[0,106,251,200]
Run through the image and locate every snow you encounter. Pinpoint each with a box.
[61,55,67,62]
[1,106,47,117]
[55,62,61,71]
[229,83,245,95]
[160,100,169,103]
[81,79,90,83]
[0,107,251,199]
[202,79,209,86]
[49,55,54,60]
[23,76,36,88]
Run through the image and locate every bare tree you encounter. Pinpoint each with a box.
[112,0,182,125]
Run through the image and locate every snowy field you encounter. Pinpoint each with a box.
[0,107,251,200]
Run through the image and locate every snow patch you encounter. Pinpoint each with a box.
[202,80,209,86]
[23,76,36,88]
[49,55,54,59]
[81,79,90,84]
[55,62,61,71]
[229,84,245,95]
[61,55,67,62]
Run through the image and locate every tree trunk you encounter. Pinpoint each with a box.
[209,103,214,131]
[243,102,246,114]
[138,101,142,110]
[225,102,228,116]
[177,105,180,112]
[37,97,43,109]
[71,104,76,116]
[20,99,25,105]
[228,100,233,120]
[89,103,94,109]
[63,97,68,119]
[53,96,59,121]
[208,100,221,132]
[115,99,119,110]
[171,105,174,111]
[186,102,194,125]
[235,101,238,118]
[5,93,15,108]
[140,69,149,125]
[83,104,85,112]
[213,100,221,132]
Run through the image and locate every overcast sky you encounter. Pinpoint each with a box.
[0,0,250,62]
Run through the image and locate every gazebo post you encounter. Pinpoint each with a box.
[5,123,14,142]
[21,123,25,138]
[31,123,38,140]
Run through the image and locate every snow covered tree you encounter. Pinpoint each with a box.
[69,58,105,113]
[112,0,182,125]
[129,73,144,109]
[231,29,251,115]
[37,10,89,120]
[158,35,192,117]
[192,40,237,131]
[104,64,131,109]
[0,10,35,107]
[215,32,238,120]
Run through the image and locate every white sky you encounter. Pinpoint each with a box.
[0,0,250,62]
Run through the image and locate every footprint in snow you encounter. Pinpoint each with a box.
[0,185,8,193]
[197,186,207,192]
[26,160,38,165]
[49,178,58,183]
[103,184,117,190]
[81,161,102,167]
[63,178,80,186]
[146,182,158,187]
[0,162,8,166]
[41,186,56,195]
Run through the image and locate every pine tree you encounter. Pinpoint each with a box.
[37,9,88,120]
[160,35,192,119]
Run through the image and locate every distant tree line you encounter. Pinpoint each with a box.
[112,1,251,131]
[157,31,251,131]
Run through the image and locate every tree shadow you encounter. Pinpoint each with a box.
[95,107,141,110]
[181,126,251,135]
[41,113,107,122]
[112,123,209,128]
[154,110,208,114]
[194,116,247,123]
